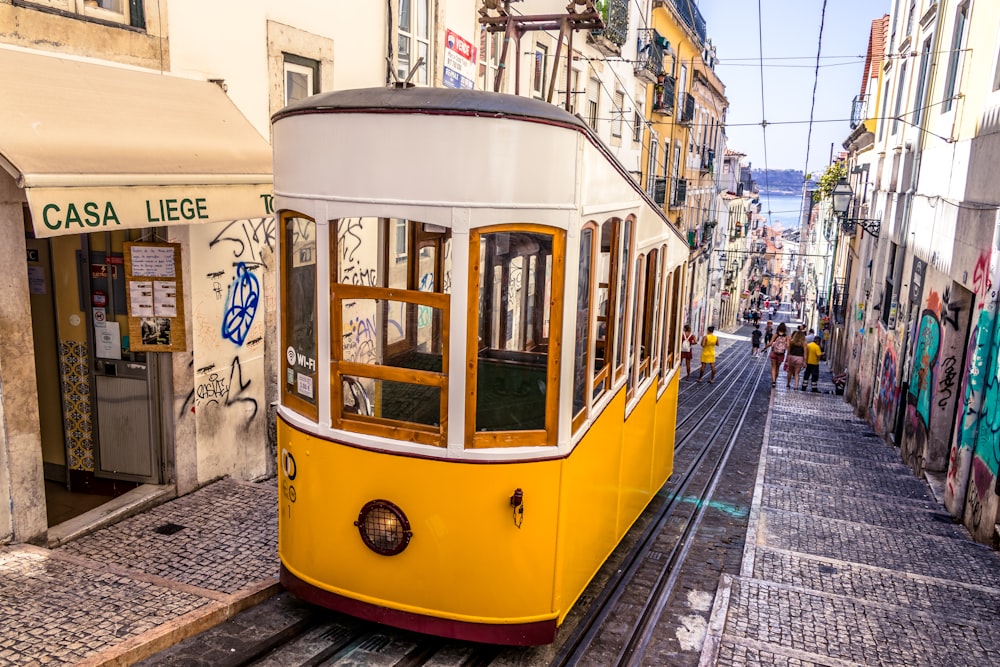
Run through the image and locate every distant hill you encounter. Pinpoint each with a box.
[754,169,805,196]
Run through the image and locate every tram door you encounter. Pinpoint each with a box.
[85,237,162,484]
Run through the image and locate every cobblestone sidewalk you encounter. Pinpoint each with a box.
[700,382,1000,666]
[0,478,278,667]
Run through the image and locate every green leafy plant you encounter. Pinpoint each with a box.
[812,162,847,202]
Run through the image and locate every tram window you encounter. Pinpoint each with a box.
[572,225,596,429]
[627,254,644,398]
[331,217,450,445]
[646,248,660,376]
[665,266,682,371]
[470,228,564,444]
[280,214,318,420]
[613,217,633,380]
[592,218,620,400]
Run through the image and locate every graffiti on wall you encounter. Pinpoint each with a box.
[902,308,940,470]
[872,337,898,436]
[185,218,274,479]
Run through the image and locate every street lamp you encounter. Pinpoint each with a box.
[831,178,880,238]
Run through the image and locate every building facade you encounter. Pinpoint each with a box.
[832,0,1000,545]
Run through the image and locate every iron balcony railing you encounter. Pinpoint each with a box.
[850,94,868,129]
[831,278,848,324]
[635,29,667,82]
[653,75,676,114]
[590,0,629,51]
[654,0,707,44]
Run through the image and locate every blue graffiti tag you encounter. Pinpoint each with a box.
[222,262,260,345]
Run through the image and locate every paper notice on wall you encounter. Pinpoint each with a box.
[129,244,176,277]
[153,280,177,317]
[96,321,122,359]
[28,266,46,295]
[129,280,154,317]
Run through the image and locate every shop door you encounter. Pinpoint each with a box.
[86,245,162,484]
[26,239,67,479]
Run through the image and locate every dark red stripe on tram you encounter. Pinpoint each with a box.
[280,565,557,646]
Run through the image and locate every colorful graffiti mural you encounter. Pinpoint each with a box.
[903,309,941,471]
[872,338,898,436]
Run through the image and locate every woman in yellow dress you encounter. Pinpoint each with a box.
[698,325,718,383]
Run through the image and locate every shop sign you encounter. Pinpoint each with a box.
[26,185,273,238]
[443,29,477,90]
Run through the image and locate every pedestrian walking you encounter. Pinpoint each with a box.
[680,325,697,378]
[751,310,760,326]
[750,323,763,357]
[698,326,718,383]
[786,328,807,389]
[763,322,788,387]
[804,336,823,392]
[764,320,773,343]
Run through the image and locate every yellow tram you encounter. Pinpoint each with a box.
[272,87,689,645]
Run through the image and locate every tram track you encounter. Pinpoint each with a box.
[142,336,766,667]
[550,341,765,666]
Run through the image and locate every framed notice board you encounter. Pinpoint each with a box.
[123,242,187,352]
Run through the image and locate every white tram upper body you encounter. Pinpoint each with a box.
[272,87,689,645]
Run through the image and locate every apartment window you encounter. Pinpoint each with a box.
[533,44,548,97]
[905,0,917,36]
[994,46,1000,91]
[633,110,643,143]
[284,55,319,106]
[646,138,659,195]
[913,38,932,126]
[892,63,908,135]
[942,3,968,112]
[612,90,625,138]
[398,0,430,85]
[878,80,891,140]
[32,0,142,27]
[479,28,502,92]
[588,79,600,131]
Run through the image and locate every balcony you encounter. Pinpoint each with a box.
[635,29,667,84]
[653,0,707,44]
[678,92,695,124]
[831,279,848,325]
[700,148,715,173]
[849,94,867,129]
[653,75,676,115]
[589,0,629,56]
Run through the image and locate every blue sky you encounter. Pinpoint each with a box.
[698,0,891,176]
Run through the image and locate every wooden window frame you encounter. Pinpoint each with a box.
[613,216,635,383]
[628,253,647,400]
[572,222,598,433]
[330,218,450,447]
[465,224,565,448]
[592,217,621,401]
[279,212,319,421]
[641,247,659,381]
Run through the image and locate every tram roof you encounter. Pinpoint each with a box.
[272,86,588,131]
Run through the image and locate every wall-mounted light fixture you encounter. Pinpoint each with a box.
[832,179,880,238]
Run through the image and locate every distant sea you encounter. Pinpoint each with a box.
[757,192,810,229]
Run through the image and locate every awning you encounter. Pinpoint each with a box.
[0,47,273,238]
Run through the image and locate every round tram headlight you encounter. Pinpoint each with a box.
[354,500,413,556]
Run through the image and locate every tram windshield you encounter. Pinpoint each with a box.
[331,217,451,445]
[472,228,561,442]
